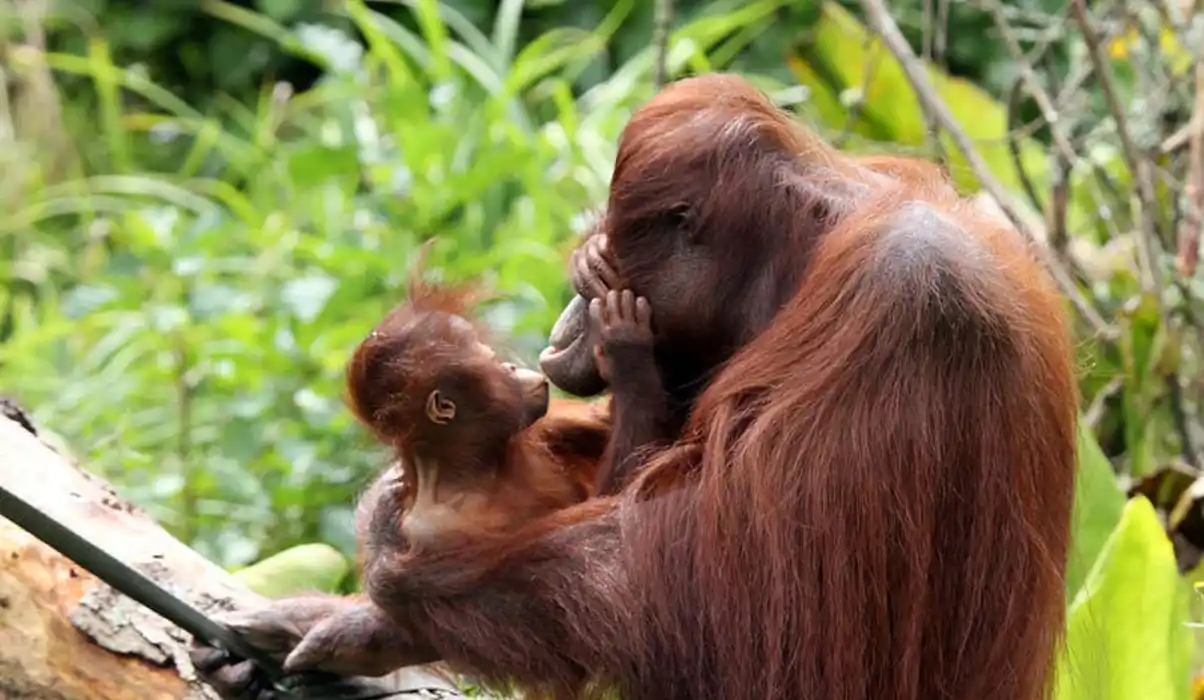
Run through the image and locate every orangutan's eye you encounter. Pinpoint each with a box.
[660,202,698,244]
[666,202,693,226]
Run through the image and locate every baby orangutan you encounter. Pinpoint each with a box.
[190,277,612,687]
[345,278,611,559]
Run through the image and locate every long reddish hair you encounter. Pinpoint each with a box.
[620,172,1076,700]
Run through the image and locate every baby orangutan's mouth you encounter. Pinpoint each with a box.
[511,366,550,427]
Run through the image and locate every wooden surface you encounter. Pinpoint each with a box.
[0,411,463,699]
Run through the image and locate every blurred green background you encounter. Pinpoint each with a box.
[3,0,1204,697]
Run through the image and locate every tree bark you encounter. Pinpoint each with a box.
[0,408,463,700]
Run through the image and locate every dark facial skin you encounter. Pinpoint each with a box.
[541,232,705,495]
[541,228,732,402]
[457,337,552,439]
[539,295,606,397]
[539,233,617,397]
[418,316,551,448]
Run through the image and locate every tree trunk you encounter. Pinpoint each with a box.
[0,407,463,700]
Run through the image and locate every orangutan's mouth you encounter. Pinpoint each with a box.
[537,342,574,370]
[538,295,607,397]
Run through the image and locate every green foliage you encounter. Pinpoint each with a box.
[787,3,1049,197]
[4,1,617,567]
[1055,497,1195,700]
[7,1,1204,695]
[0,0,796,569]
[36,0,1027,113]
[1067,419,1127,602]
[232,543,351,597]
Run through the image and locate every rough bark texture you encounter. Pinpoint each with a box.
[0,408,463,700]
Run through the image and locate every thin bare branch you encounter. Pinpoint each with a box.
[1176,65,1204,277]
[982,0,1078,164]
[1071,0,1165,295]
[859,0,1018,224]
[858,0,1115,340]
[1169,372,1199,469]
[652,0,675,89]
[835,33,884,151]
[1005,77,1046,215]
[1046,153,1071,256]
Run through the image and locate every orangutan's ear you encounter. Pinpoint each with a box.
[425,390,456,425]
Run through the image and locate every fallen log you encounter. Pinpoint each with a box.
[0,407,463,700]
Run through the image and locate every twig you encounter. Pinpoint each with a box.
[921,0,934,61]
[983,0,1078,164]
[1090,0,1202,468]
[1046,152,1071,256]
[1168,372,1199,469]
[934,0,949,74]
[1005,77,1046,215]
[835,33,880,149]
[917,0,948,167]
[1072,0,1199,464]
[1163,122,1194,155]
[6,0,79,180]
[1176,63,1204,278]
[858,0,1115,340]
[1170,60,1204,469]
[174,336,195,545]
[651,0,675,89]
[859,0,1029,235]
[1071,0,1164,295]
[1050,43,1133,240]
[1085,377,1124,432]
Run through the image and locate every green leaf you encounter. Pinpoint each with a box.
[492,0,526,68]
[1066,418,1126,602]
[256,0,304,22]
[232,543,351,598]
[1054,497,1194,700]
[788,3,1049,196]
[284,142,361,193]
[414,0,453,80]
[281,273,338,323]
[1118,293,1166,478]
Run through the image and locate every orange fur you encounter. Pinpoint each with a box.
[199,74,1077,700]
[363,75,1075,700]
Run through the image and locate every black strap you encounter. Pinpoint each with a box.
[0,482,461,699]
[0,482,286,680]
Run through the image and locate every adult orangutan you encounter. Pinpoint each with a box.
[193,73,1078,700]
[543,87,954,495]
